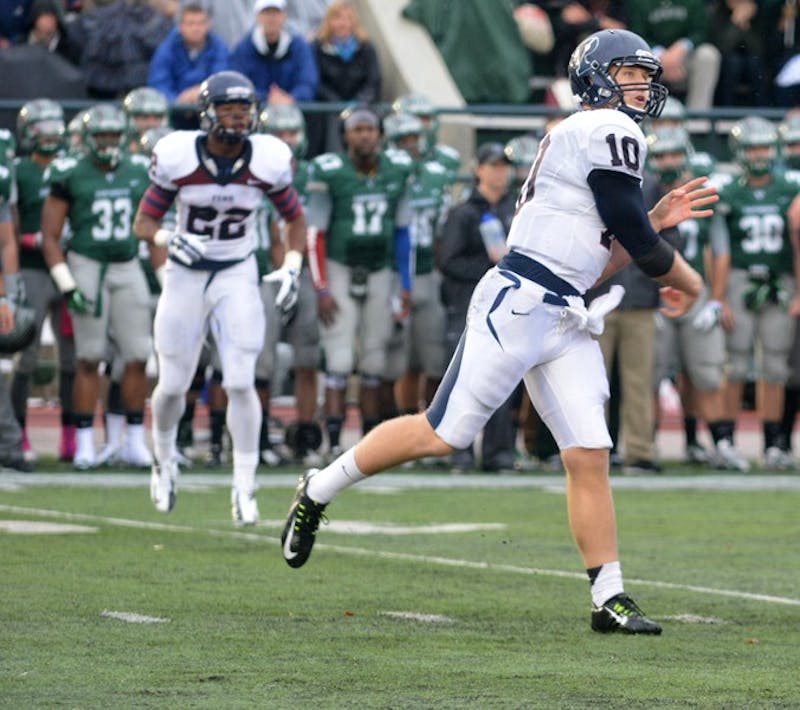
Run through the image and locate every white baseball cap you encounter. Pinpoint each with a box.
[254,0,286,12]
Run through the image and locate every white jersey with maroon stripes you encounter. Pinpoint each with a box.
[507,109,647,294]
[149,130,294,262]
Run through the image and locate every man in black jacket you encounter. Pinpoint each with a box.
[437,142,518,471]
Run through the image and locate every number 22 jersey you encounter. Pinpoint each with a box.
[142,130,298,263]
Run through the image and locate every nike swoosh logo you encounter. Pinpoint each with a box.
[247,178,262,186]
[282,513,298,559]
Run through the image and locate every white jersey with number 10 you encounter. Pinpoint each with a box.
[507,109,648,294]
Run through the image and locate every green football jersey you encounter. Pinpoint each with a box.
[717,175,797,276]
[676,217,709,279]
[14,156,51,270]
[45,153,149,263]
[429,143,461,179]
[309,150,413,270]
[0,128,16,204]
[407,158,452,275]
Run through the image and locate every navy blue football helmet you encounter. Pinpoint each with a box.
[568,29,668,123]
[198,71,258,144]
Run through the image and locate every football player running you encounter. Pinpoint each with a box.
[282,29,719,635]
[133,71,306,525]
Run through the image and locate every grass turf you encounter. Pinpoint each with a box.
[1,470,798,708]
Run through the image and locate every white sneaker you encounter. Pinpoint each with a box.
[260,448,283,467]
[150,459,178,513]
[120,439,153,468]
[301,449,324,467]
[95,443,122,466]
[764,446,795,471]
[714,439,751,472]
[231,488,259,526]
[175,449,193,468]
[684,443,710,464]
[73,448,97,470]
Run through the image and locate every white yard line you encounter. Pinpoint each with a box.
[2,503,799,608]
[101,610,170,624]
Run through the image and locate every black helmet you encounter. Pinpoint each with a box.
[198,71,258,144]
[0,303,37,354]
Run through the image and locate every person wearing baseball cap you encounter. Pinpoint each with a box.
[229,0,318,104]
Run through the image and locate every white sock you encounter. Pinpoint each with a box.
[153,426,177,464]
[232,451,259,494]
[105,412,125,448]
[126,423,145,448]
[589,561,624,607]
[306,447,366,504]
[76,427,95,458]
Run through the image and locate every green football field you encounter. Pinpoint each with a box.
[1,467,799,709]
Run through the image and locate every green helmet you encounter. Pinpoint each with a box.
[778,114,800,170]
[658,96,687,124]
[383,112,424,155]
[391,93,438,150]
[138,125,172,157]
[646,126,690,184]
[123,87,169,138]
[729,116,779,177]
[67,111,87,155]
[258,104,307,158]
[17,99,65,155]
[503,135,539,168]
[82,104,127,167]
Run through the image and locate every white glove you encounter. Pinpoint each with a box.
[262,250,302,316]
[154,229,207,266]
[565,285,625,335]
[692,299,722,332]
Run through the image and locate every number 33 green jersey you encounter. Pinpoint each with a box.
[45,153,150,262]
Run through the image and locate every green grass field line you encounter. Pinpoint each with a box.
[4,501,799,609]
[3,485,800,707]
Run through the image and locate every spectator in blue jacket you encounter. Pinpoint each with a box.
[229,0,318,105]
[0,0,32,48]
[148,2,229,104]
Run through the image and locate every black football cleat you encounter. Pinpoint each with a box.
[591,593,662,635]
[281,470,327,568]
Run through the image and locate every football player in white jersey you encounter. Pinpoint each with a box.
[133,71,306,525]
[281,30,717,633]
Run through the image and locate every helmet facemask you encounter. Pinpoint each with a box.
[206,100,258,144]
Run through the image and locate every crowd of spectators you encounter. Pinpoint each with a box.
[510,0,800,110]
[3,1,800,116]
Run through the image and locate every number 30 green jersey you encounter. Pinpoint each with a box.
[715,174,796,276]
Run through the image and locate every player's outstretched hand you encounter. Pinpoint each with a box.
[659,286,696,318]
[650,176,719,232]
